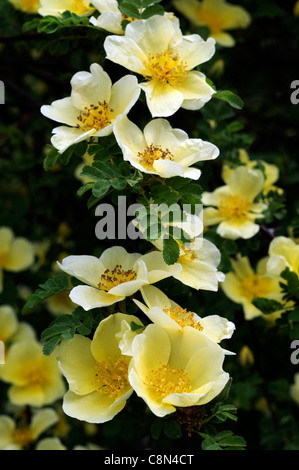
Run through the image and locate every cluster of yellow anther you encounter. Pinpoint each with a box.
[77,101,114,132]
[176,241,197,264]
[24,368,48,387]
[98,265,137,292]
[162,306,203,331]
[143,50,188,86]
[218,194,251,220]
[95,356,130,398]
[241,274,271,301]
[146,362,192,399]
[138,144,174,169]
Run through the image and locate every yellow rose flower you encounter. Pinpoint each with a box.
[104,14,215,117]
[57,246,181,310]
[0,305,35,364]
[129,323,229,417]
[8,0,41,13]
[172,0,251,47]
[202,166,267,239]
[38,0,95,17]
[41,63,140,153]
[0,227,35,293]
[222,149,283,195]
[267,236,299,277]
[151,237,225,291]
[0,409,59,450]
[114,116,219,179]
[221,254,284,320]
[294,1,299,16]
[0,339,65,407]
[57,313,143,423]
[134,284,235,345]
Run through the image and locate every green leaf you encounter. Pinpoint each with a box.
[214,90,244,110]
[141,4,164,18]
[217,434,247,448]
[119,2,140,18]
[252,297,284,314]
[202,437,222,450]
[130,321,144,331]
[43,148,60,171]
[162,237,180,265]
[41,308,98,355]
[42,336,62,356]
[151,419,163,440]
[92,179,111,198]
[22,274,69,315]
[163,419,182,439]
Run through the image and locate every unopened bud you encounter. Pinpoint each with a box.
[239,345,254,367]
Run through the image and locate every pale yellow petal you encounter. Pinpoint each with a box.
[58,335,97,395]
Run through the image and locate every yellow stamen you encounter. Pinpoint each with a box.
[241,274,272,301]
[143,50,188,86]
[176,241,197,264]
[95,356,130,397]
[162,306,203,331]
[146,362,192,399]
[24,366,48,386]
[98,265,137,292]
[77,101,114,132]
[218,194,251,220]
[138,144,174,170]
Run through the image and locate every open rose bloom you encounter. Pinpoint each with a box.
[104,15,216,117]
[58,313,142,423]
[172,0,251,47]
[57,246,181,310]
[134,284,235,344]
[202,166,267,240]
[41,63,140,153]
[128,323,229,417]
[114,116,219,179]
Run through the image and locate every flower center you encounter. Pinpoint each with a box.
[24,366,48,386]
[176,242,197,264]
[241,274,272,301]
[162,306,203,331]
[146,363,192,400]
[71,0,94,15]
[143,50,188,86]
[138,144,174,170]
[95,356,130,397]
[12,428,32,447]
[98,265,137,292]
[195,8,225,35]
[218,194,251,220]
[77,101,114,132]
